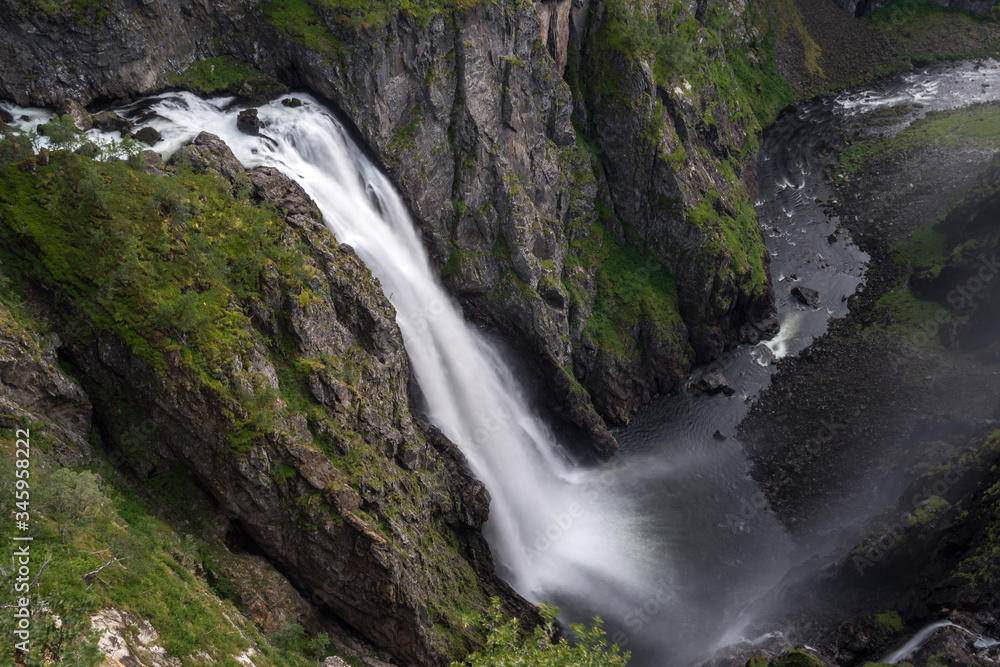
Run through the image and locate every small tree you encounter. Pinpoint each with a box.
[40,114,83,151]
[36,468,105,544]
[453,598,630,667]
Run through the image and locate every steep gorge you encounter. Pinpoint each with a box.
[0,0,800,664]
[0,0,780,455]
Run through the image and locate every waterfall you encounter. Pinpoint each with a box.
[882,621,955,663]
[144,92,652,602]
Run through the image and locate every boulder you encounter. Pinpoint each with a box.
[0,106,12,124]
[281,97,304,108]
[692,369,735,397]
[91,110,131,134]
[791,286,821,308]
[141,149,165,176]
[133,126,161,146]
[247,166,319,218]
[55,98,92,131]
[237,108,260,135]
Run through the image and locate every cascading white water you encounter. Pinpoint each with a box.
[143,92,654,603]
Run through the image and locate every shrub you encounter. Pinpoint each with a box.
[452,598,630,666]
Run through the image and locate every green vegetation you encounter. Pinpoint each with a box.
[601,0,694,86]
[166,56,287,100]
[854,123,1000,347]
[0,441,338,666]
[836,102,1000,182]
[0,122,35,169]
[36,468,105,544]
[770,648,826,667]
[452,598,629,667]
[0,150,312,422]
[773,0,824,78]
[16,0,109,23]
[728,25,799,129]
[261,0,349,62]
[867,0,1000,65]
[688,188,770,301]
[262,0,480,42]
[564,213,687,362]
[0,136,500,661]
[875,611,905,633]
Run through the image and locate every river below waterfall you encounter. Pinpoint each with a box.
[5,58,1000,667]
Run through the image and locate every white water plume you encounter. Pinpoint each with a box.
[143,92,655,602]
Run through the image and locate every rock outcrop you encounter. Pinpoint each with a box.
[0,291,93,466]
[0,136,536,665]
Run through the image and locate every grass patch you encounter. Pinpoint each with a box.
[16,0,110,24]
[688,189,770,299]
[875,611,905,633]
[0,436,342,666]
[166,56,287,100]
[836,102,1000,181]
[0,151,318,450]
[564,211,687,361]
[729,25,799,129]
[773,0,824,78]
[263,0,481,39]
[261,0,349,62]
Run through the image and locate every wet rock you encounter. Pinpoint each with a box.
[739,321,763,345]
[828,233,838,244]
[0,107,11,124]
[693,369,735,396]
[91,110,131,134]
[282,97,304,108]
[538,280,567,310]
[133,126,161,146]
[740,314,781,345]
[247,166,319,218]
[55,98,92,131]
[237,108,260,135]
[713,430,728,440]
[791,286,821,308]
[141,149,165,175]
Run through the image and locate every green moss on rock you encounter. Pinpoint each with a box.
[166,56,288,102]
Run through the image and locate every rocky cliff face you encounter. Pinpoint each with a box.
[0,134,536,665]
[0,0,778,455]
